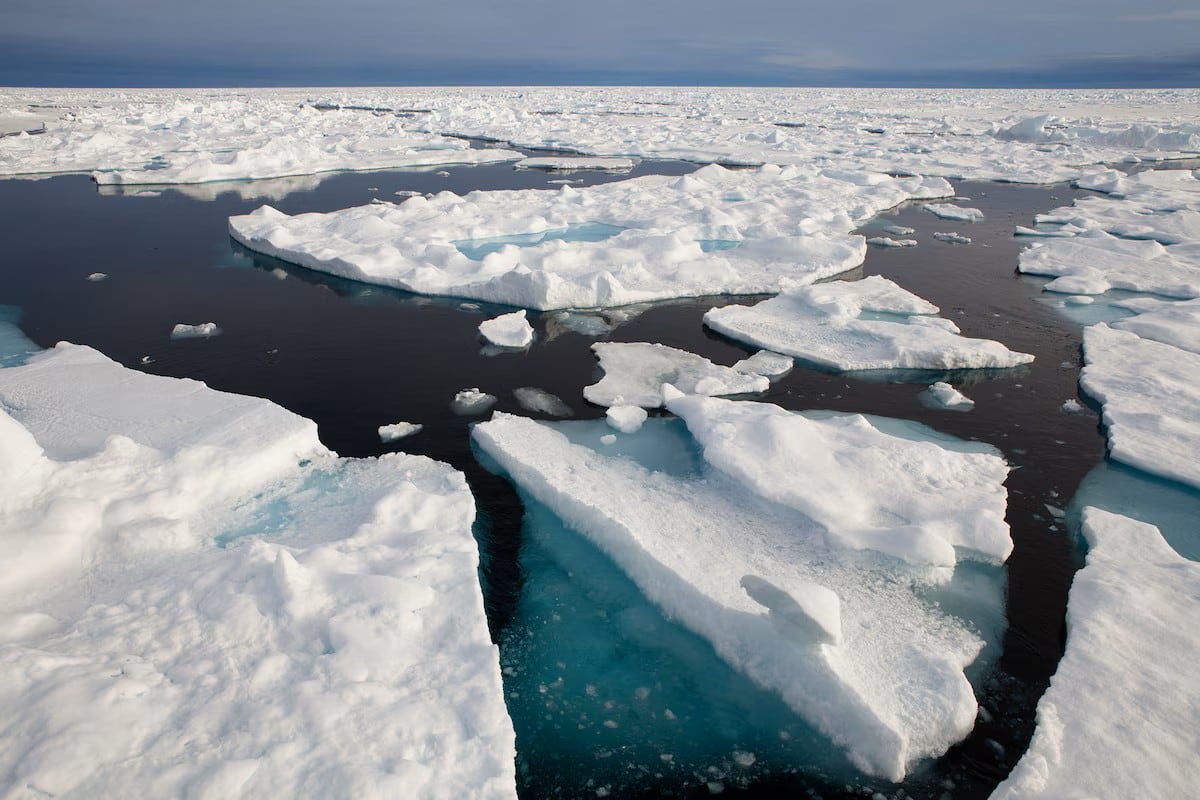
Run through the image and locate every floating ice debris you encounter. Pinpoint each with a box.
[378,421,423,442]
[1014,224,1082,238]
[394,189,422,197]
[1081,323,1200,490]
[866,236,917,248]
[932,232,972,244]
[732,349,793,378]
[86,272,107,281]
[436,170,451,177]
[1060,398,1086,414]
[546,178,583,186]
[599,433,617,445]
[516,156,635,171]
[451,387,498,415]
[881,224,915,236]
[704,276,1033,372]
[170,322,221,339]
[473,399,1012,780]
[584,342,768,408]
[479,309,535,349]
[991,508,1200,800]
[0,342,516,798]
[228,164,953,309]
[921,382,975,411]
[605,404,648,434]
[923,204,984,222]
[514,387,573,417]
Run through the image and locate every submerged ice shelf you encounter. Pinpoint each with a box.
[473,396,1013,782]
[0,337,516,798]
[228,164,953,309]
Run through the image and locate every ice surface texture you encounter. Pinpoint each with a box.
[991,508,1200,799]
[0,344,515,798]
[704,276,1033,372]
[229,164,952,309]
[473,394,1013,781]
[584,342,769,408]
[478,309,534,348]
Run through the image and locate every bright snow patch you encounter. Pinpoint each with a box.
[704,276,1033,372]
[378,421,423,442]
[228,164,953,309]
[921,382,975,410]
[605,404,648,433]
[516,156,634,171]
[479,309,535,349]
[584,342,768,408]
[473,397,1012,781]
[170,322,221,339]
[732,349,794,378]
[923,204,984,222]
[0,342,516,798]
[990,508,1200,800]
[1111,296,1200,353]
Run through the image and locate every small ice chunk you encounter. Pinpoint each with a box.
[170,322,221,339]
[514,387,573,417]
[924,204,984,222]
[933,232,972,244]
[1060,398,1086,414]
[516,156,635,171]
[479,309,535,349]
[584,342,768,408]
[732,349,793,378]
[882,224,916,236]
[87,272,108,282]
[451,387,498,415]
[866,236,918,248]
[378,421,423,442]
[599,434,617,445]
[1063,295,1095,305]
[605,405,648,434]
[921,382,975,410]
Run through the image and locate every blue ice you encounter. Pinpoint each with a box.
[453,222,627,260]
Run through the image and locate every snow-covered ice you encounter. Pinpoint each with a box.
[932,232,972,244]
[170,322,221,339]
[1080,323,1200,490]
[452,387,498,415]
[921,382,975,411]
[990,508,1200,800]
[515,156,634,171]
[378,421,423,442]
[479,309,535,349]
[583,342,769,408]
[923,204,984,222]
[882,224,916,236]
[732,349,794,378]
[704,276,1033,372]
[473,395,1012,781]
[0,342,516,798]
[605,404,648,434]
[1111,296,1200,353]
[229,164,952,309]
[866,236,917,248]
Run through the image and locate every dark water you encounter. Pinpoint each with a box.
[0,163,1109,798]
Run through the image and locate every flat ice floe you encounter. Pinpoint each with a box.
[1080,322,1200,490]
[478,309,534,348]
[923,203,984,222]
[584,342,769,408]
[990,508,1200,800]
[704,276,1034,372]
[229,164,953,309]
[473,396,1013,781]
[921,381,975,411]
[0,343,515,798]
[515,156,634,171]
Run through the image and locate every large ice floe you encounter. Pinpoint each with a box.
[704,276,1034,372]
[473,391,1013,781]
[228,164,953,309]
[991,508,1200,800]
[0,339,516,798]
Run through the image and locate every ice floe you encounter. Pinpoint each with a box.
[583,342,768,408]
[991,508,1200,800]
[921,382,975,411]
[605,404,648,434]
[473,396,1013,781]
[479,309,534,349]
[452,387,498,415]
[882,224,916,236]
[170,322,221,339]
[515,156,634,171]
[923,203,984,222]
[0,342,515,798]
[704,276,1033,372]
[229,164,953,309]
[732,349,794,378]
[866,236,917,248]
[1111,296,1200,353]
[378,421,423,442]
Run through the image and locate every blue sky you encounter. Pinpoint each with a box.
[2,0,1199,87]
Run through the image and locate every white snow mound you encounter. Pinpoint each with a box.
[584,342,769,408]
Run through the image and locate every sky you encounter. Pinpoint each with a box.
[2,0,1199,87]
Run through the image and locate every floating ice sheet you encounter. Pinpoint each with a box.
[478,309,534,349]
[0,343,516,798]
[704,276,1034,373]
[923,203,984,222]
[584,342,769,408]
[991,508,1200,799]
[229,164,953,309]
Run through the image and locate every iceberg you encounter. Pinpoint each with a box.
[228,164,953,309]
[473,397,1012,781]
[991,508,1200,800]
[478,309,535,349]
[704,276,1034,372]
[0,342,516,798]
[583,342,769,408]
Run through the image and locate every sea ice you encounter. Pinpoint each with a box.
[513,387,573,417]
[170,322,221,339]
[0,342,516,798]
[479,309,535,349]
[732,349,794,378]
[1080,323,1200,490]
[932,232,972,244]
[516,156,634,171]
[605,404,648,434]
[452,387,498,415]
[866,236,917,248]
[1019,231,1200,298]
[990,508,1200,800]
[228,164,953,309]
[378,421,423,442]
[473,397,1012,781]
[1110,296,1200,353]
[882,224,916,236]
[923,204,984,222]
[921,382,975,411]
[86,272,107,281]
[703,276,1033,372]
[583,342,769,408]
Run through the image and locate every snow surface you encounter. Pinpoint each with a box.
[515,156,634,171]
[732,349,794,378]
[605,404,648,433]
[1080,323,1200,490]
[229,164,952,309]
[473,397,1012,781]
[478,309,534,349]
[923,204,984,222]
[866,236,917,248]
[704,276,1033,372]
[990,508,1200,800]
[378,421,423,442]
[0,342,516,798]
[584,342,769,408]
